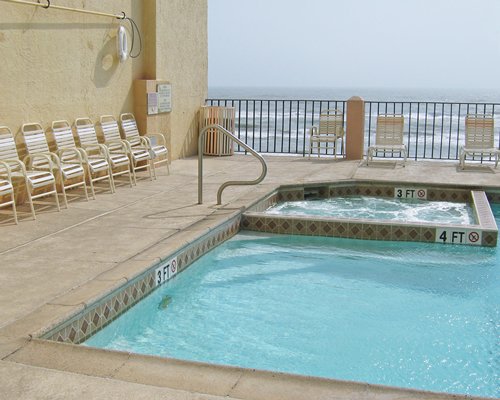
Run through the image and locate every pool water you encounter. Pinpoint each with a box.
[85,205,499,398]
[265,196,474,224]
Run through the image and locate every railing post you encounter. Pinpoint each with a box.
[346,96,365,160]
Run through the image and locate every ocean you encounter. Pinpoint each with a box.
[208,86,500,103]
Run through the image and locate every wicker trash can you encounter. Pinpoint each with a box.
[199,106,235,156]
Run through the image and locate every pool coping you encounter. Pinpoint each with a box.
[7,337,495,400]
[8,177,498,400]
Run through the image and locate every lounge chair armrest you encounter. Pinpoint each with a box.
[58,148,84,165]
[138,136,151,147]
[78,144,108,160]
[120,139,134,153]
[309,126,318,136]
[0,160,14,180]
[1,159,27,175]
[106,139,129,154]
[145,133,167,147]
[24,152,58,171]
[81,143,108,155]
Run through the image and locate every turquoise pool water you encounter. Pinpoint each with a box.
[85,205,499,398]
[265,196,474,224]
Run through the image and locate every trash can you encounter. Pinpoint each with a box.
[199,106,235,156]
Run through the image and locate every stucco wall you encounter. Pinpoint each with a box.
[155,0,208,158]
[0,0,207,159]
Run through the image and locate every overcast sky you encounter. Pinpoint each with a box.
[208,0,500,89]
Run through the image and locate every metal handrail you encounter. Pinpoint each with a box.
[198,124,267,205]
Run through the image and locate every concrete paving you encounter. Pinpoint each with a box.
[0,155,498,400]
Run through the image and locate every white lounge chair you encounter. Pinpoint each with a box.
[308,109,345,158]
[99,115,152,183]
[0,126,60,220]
[459,114,499,169]
[367,114,407,166]
[120,113,170,178]
[74,117,133,189]
[22,122,88,208]
[51,120,114,198]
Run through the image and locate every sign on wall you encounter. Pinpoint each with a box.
[157,83,172,113]
[147,84,172,115]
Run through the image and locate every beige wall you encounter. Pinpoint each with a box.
[155,0,208,157]
[0,0,207,159]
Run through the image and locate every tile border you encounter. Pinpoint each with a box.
[41,215,241,344]
[243,181,498,247]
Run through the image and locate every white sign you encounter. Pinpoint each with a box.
[435,229,482,246]
[395,187,427,200]
[157,84,172,113]
[147,92,158,115]
[155,256,178,286]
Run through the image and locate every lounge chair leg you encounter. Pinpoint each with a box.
[166,159,170,175]
[62,185,69,208]
[25,184,36,220]
[87,169,96,200]
[60,183,69,209]
[89,179,96,200]
[82,175,90,202]
[52,183,61,211]
[127,167,134,187]
[150,161,155,180]
[108,168,116,193]
[10,191,18,224]
[131,166,138,185]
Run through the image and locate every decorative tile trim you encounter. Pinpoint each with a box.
[243,211,496,247]
[246,192,279,212]
[243,182,498,248]
[277,189,304,202]
[427,188,471,203]
[42,215,241,344]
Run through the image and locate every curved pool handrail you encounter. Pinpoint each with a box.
[198,124,267,205]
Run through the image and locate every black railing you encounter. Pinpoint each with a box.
[206,98,500,160]
[206,99,346,156]
[366,101,500,161]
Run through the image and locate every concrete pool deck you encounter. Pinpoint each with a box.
[0,155,498,399]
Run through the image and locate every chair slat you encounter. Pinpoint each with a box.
[24,131,50,153]
[100,120,122,142]
[0,133,19,159]
[375,115,405,146]
[465,115,494,149]
[52,124,77,149]
[75,124,99,146]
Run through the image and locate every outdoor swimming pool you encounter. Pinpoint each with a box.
[85,204,499,398]
[265,196,474,224]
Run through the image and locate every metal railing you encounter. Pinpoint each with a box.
[198,124,267,205]
[366,101,500,161]
[206,98,500,161]
[206,99,346,156]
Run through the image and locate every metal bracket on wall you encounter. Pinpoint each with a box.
[1,0,127,19]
